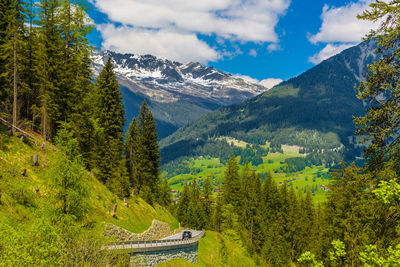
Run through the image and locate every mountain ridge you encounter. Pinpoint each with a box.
[159,41,377,163]
[92,51,273,138]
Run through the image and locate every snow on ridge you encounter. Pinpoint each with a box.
[92,51,270,103]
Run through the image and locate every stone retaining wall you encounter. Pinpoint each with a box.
[105,220,172,242]
[130,244,198,266]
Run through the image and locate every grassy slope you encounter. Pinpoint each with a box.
[159,231,256,267]
[0,132,178,234]
[165,141,330,203]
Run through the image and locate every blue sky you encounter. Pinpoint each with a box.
[86,0,378,86]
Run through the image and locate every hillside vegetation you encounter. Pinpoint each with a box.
[0,126,179,265]
[0,128,178,233]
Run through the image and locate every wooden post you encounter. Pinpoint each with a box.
[112,203,117,217]
[33,154,39,166]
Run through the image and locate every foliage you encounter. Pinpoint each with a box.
[355,0,400,172]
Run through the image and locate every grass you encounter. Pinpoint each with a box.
[159,231,256,267]
[0,131,178,234]
[165,143,331,203]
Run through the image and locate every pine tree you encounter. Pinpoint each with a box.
[94,58,129,197]
[177,181,190,226]
[355,1,400,172]
[0,0,27,128]
[201,177,213,229]
[136,100,160,197]
[159,178,172,207]
[125,117,139,188]
[187,178,205,229]
[222,154,241,208]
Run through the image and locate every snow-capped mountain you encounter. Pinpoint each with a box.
[92,51,270,138]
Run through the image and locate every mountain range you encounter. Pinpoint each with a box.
[92,51,270,138]
[159,41,377,163]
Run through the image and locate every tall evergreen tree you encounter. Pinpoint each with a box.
[136,100,160,196]
[0,0,27,128]
[222,154,241,208]
[125,117,139,188]
[201,177,213,229]
[177,181,190,226]
[93,58,129,197]
[186,178,205,229]
[355,1,400,172]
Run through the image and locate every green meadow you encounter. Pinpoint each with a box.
[164,140,331,203]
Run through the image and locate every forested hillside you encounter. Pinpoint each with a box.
[0,0,175,265]
[160,41,377,164]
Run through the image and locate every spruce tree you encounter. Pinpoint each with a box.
[355,1,400,172]
[222,154,241,208]
[187,178,205,229]
[125,117,139,188]
[177,181,190,226]
[201,177,213,229]
[0,0,27,128]
[94,58,129,197]
[159,178,172,207]
[136,100,160,197]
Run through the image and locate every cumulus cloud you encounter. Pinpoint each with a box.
[309,0,376,44]
[308,0,380,64]
[98,24,219,63]
[308,43,354,64]
[90,0,290,63]
[267,43,281,52]
[235,75,283,89]
[249,49,257,57]
[259,78,283,89]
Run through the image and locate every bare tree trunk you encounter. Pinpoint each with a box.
[12,34,17,132]
[112,203,117,217]
[41,99,47,140]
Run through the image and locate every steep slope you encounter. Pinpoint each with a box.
[160,41,377,163]
[0,127,178,234]
[92,51,269,138]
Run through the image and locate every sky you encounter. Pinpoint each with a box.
[86,0,380,85]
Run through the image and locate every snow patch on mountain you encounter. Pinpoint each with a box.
[92,51,268,105]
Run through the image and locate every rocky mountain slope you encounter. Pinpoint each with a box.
[92,51,270,138]
[160,41,377,163]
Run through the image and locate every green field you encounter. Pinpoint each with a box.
[164,142,331,203]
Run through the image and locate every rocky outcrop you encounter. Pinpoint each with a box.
[104,219,172,242]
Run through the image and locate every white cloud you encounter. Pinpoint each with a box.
[235,75,283,89]
[98,24,219,64]
[309,0,377,44]
[90,0,290,63]
[259,78,283,89]
[308,43,355,64]
[308,0,380,65]
[267,43,281,52]
[249,49,257,57]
